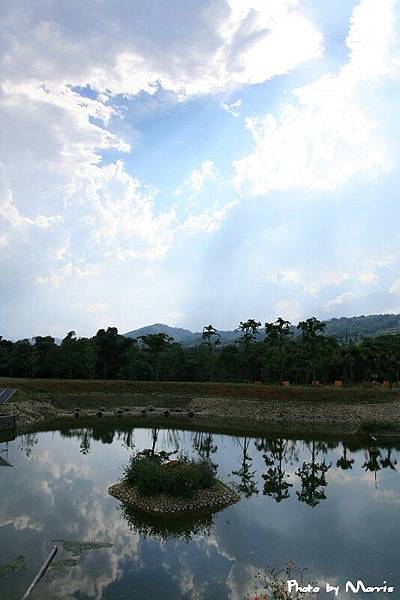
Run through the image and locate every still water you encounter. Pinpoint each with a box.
[0,425,399,599]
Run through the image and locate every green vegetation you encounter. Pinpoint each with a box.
[123,451,216,498]
[0,555,28,577]
[52,540,113,556]
[1,316,400,385]
[50,559,79,571]
[121,502,214,540]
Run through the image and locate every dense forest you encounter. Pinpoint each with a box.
[1,316,400,384]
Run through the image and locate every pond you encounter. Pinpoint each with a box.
[0,425,399,599]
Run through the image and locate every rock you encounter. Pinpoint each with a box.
[108,480,240,514]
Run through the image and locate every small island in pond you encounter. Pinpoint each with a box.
[108,450,240,514]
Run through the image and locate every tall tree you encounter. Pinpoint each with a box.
[235,319,261,381]
[201,324,220,380]
[297,317,326,382]
[94,327,131,379]
[139,333,174,381]
[265,317,292,382]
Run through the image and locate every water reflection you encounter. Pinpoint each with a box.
[258,439,293,502]
[295,441,331,507]
[35,425,400,500]
[232,436,259,497]
[1,426,400,599]
[120,503,215,540]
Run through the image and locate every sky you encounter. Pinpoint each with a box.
[1,0,400,339]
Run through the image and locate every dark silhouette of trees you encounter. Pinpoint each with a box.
[297,317,326,382]
[336,445,355,470]
[362,447,382,488]
[235,319,261,381]
[296,441,331,507]
[95,327,131,379]
[380,447,397,471]
[257,438,293,502]
[139,333,174,381]
[200,325,220,380]
[1,317,400,385]
[232,436,259,497]
[265,318,292,382]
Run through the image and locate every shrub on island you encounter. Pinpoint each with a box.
[123,450,216,499]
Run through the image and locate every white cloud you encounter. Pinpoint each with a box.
[234,0,398,195]
[367,254,397,268]
[267,270,301,285]
[357,271,378,284]
[220,99,243,117]
[274,299,301,322]
[0,1,322,99]
[219,0,323,90]
[176,161,218,198]
[179,199,239,236]
[0,1,321,290]
[267,269,368,296]
[321,272,350,286]
[324,292,356,311]
[390,279,400,294]
[303,271,351,295]
[36,263,100,287]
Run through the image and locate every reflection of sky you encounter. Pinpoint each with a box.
[0,428,399,599]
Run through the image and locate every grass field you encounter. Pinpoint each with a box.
[1,377,400,436]
[1,377,398,409]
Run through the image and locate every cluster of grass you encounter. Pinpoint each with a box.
[0,555,28,577]
[4,376,398,406]
[123,451,216,498]
[358,420,400,434]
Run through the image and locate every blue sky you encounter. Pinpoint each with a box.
[0,0,399,339]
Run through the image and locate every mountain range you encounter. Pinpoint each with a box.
[125,313,400,346]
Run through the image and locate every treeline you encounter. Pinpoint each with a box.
[1,317,400,384]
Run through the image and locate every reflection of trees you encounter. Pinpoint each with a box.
[380,448,397,471]
[282,439,300,466]
[59,426,142,454]
[232,437,258,497]
[18,433,39,457]
[336,445,355,470]
[362,447,382,489]
[150,428,159,456]
[79,429,91,455]
[92,428,115,444]
[120,428,135,450]
[161,428,180,451]
[120,504,214,541]
[193,432,217,462]
[257,438,293,503]
[296,441,331,507]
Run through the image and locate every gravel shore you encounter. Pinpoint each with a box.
[2,391,400,436]
[108,480,240,514]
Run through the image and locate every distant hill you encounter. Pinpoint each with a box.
[125,314,400,346]
[125,323,198,344]
[125,323,239,346]
[324,313,400,342]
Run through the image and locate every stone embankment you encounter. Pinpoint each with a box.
[108,481,240,514]
[2,389,400,435]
